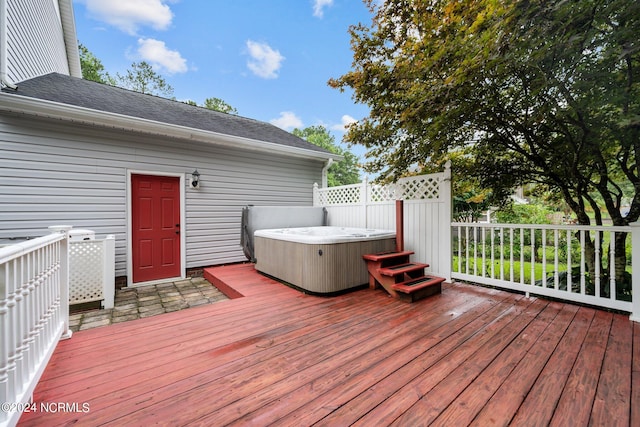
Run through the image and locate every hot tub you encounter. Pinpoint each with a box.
[254,226,396,295]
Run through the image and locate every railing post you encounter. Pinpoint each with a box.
[103,235,116,309]
[443,161,452,282]
[630,222,640,322]
[396,200,404,252]
[49,225,73,339]
[361,177,368,228]
[0,248,8,426]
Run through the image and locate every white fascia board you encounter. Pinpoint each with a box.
[58,0,82,78]
[0,92,343,162]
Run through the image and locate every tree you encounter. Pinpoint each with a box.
[78,43,114,85]
[183,97,238,114]
[203,97,238,115]
[116,61,174,97]
[331,0,639,288]
[292,126,361,186]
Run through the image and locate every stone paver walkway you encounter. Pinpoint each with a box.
[69,277,229,332]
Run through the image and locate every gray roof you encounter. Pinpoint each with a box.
[4,72,331,156]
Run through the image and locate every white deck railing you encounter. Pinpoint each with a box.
[451,222,634,314]
[0,226,72,427]
[316,166,640,321]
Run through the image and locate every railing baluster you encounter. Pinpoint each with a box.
[531,229,535,286]
[0,263,8,423]
[474,226,478,277]
[542,229,547,288]
[500,227,505,281]
[595,231,601,298]
[481,227,486,278]
[610,231,616,301]
[580,230,586,295]
[457,225,462,274]
[509,228,514,282]
[17,255,27,398]
[567,229,572,293]
[554,229,559,290]
[490,227,495,278]
[7,258,17,404]
[520,228,525,285]
[465,226,470,275]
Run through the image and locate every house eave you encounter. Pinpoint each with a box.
[0,92,342,162]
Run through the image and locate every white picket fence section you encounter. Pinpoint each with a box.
[0,226,72,427]
[451,222,634,315]
[313,163,452,279]
[69,236,115,309]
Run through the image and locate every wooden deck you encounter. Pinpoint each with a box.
[19,263,639,426]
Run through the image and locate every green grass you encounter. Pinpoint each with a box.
[453,256,569,283]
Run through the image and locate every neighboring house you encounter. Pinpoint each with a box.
[0,0,81,86]
[0,0,339,286]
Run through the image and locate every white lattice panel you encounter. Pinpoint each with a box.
[368,184,398,202]
[397,175,441,200]
[317,184,362,205]
[69,240,104,304]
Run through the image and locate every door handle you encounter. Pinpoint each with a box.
[175,230,180,235]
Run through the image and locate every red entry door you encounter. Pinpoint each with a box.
[131,174,181,283]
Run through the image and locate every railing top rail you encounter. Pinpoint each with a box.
[0,233,65,264]
[451,222,631,233]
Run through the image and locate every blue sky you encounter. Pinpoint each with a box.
[72,0,375,157]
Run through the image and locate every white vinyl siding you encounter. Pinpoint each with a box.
[6,0,70,83]
[0,114,323,277]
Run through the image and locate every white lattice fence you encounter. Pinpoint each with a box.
[313,165,452,279]
[314,182,363,205]
[314,173,446,206]
[368,184,398,202]
[69,236,115,309]
[396,174,442,200]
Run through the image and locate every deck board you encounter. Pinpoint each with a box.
[469,302,579,427]
[18,263,639,426]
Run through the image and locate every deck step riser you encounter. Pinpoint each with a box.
[378,262,429,278]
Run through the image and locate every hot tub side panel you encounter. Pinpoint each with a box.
[254,236,304,288]
[254,236,396,294]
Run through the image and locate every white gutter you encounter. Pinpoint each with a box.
[58,0,82,78]
[0,0,17,89]
[0,92,343,162]
[321,158,334,188]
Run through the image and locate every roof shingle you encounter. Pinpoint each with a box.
[5,73,330,155]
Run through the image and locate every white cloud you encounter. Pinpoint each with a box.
[270,112,303,130]
[245,40,285,79]
[313,0,334,18]
[79,0,173,35]
[137,38,187,74]
[330,115,357,132]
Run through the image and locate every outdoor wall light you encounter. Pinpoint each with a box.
[191,169,201,188]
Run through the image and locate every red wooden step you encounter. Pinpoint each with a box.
[391,275,445,302]
[392,276,445,293]
[362,250,414,262]
[378,262,429,278]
